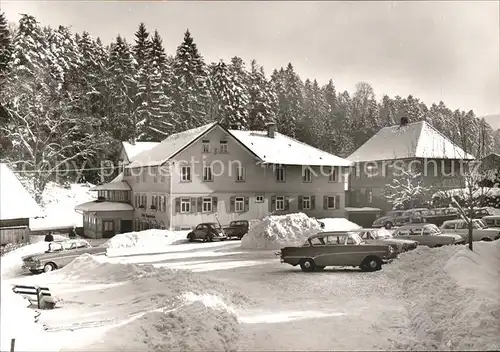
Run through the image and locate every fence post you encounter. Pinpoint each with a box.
[10,338,15,352]
[36,286,42,309]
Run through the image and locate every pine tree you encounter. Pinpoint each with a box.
[172,30,210,129]
[282,63,303,137]
[0,12,13,83]
[247,60,276,130]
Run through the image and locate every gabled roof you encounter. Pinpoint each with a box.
[126,122,351,168]
[122,141,160,162]
[229,130,352,166]
[348,121,475,162]
[75,201,134,212]
[90,181,131,192]
[126,123,218,168]
[0,163,43,220]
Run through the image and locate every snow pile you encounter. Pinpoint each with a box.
[1,241,50,279]
[385,241,500,351]
[30,182,95,230]
[105,229,189,256]
[53,254,246,351]
[318,217,362,231]
[0,284,58,351]
[240,213,322,249]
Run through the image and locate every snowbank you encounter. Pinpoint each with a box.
[385,241,500,350]
[1,242,51,279]
[30,182,95,230]
[0,284,59,351]
[240,213,322,250]
[52,254,246,351]
[104,229,189,256]
[318,217,362,231]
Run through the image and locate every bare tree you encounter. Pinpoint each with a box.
[384,167,430,210]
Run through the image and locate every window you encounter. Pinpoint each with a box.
[366,189,373,204]
[456,221,467,229]
[442,222,456,230]
[202,197,213,212]
[302,196,311,210]
[255,195,264,203]
[202,140,210,153]
[159,195,166,212]
[152,167,158,183]
[236,166,245,182]
[159,167,167,183]
[310,238,324,246]
[203,166,213,182]
[302,168,312,183]
[180,198,191,213]
[276,165,285,182]
[181,166,191,182]
[141,194,147,208]
[276,196,285,210]
[327,196,336,209]
[329,167,338,182]
[124,168,131,177]
[366,164,377,178]
[220,140,228,153]
[151,195,158,210]
[235,197,245,212]
[104,221,113,232]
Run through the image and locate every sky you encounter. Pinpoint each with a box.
[2,1,499,117]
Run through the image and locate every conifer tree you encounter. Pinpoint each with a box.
[0,12,13,83]
[248,60,277,130]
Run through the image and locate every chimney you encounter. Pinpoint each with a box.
[266,122,276,138]
[400,116,409,127]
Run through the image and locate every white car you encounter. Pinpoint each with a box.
[440,219,500,242]
[392,224,464,247]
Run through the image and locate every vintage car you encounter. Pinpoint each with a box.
[222,220,249,239]
[482,215,500,228]
[278,231,397,272]
[187,222,227,242]
[22,239,106,274]
[440,219,500,242]
[392,224,465,247]
[472,207,496,219]
[393,208,429,227]
[421,207,460,226]
[353,228,419,253]
[371,210,405,229]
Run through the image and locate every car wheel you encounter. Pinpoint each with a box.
[188,233,195,242]
[480,237,492,242]
[384,222,393,229]
[299,258,316,272]
[361,256,382,272]
[43,262,56,273]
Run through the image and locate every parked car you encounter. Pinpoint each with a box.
[278,231,397,272]
[371,210,405,229]
[393,208,429,227]
[187,223,227,242]
[482,215,500,228]
[21,239,106,274]
[392,224,464,247]
[440,219,500,242]
[472,207,496,219]
[354,228,419,253]
[421,207,460,226]
[222,220,249,239]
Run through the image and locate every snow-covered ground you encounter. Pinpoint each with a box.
[30,182,95,231]
[2,213,499,351]
[105,229,190,256]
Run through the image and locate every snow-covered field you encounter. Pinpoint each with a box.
[30,182,95,231]
[2,213,499,351]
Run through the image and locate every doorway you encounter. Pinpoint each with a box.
[102,220,115,238]
[121,220,133,234]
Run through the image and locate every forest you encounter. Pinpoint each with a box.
[1,13,499,199]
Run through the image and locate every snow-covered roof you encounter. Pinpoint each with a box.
[111,172,124,182]
[126,123,218,168]
[122,141,160,162]
[126,122,351,168]
[74,201,134,212]
[229,130,352,166]
[0,163,43,220]
[348,121,475,162]
[90,181,131,192]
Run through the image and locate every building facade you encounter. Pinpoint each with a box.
[76,122,352,237]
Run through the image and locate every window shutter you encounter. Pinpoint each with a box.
[335,195,341,209]
[285,196,290,211]
[311,196,316,210]
[323,195,328,210]
[270,196,276,212]
[175,198,181,213]
[190,198,196,213]
[230,196,235,213]
[244,197,249,212]
[197,197,202,213]
[298,196,303,210]
[212,197,218,212]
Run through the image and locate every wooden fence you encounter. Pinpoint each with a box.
[0,226,30,246]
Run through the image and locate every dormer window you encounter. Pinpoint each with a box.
[202,140,210,153]
[220,140,228,153]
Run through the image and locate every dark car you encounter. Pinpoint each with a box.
[421,207,460,226]
[371,210,405,229]
[187,223,227,242]
[393,208,428,227]
[223,220,249,240]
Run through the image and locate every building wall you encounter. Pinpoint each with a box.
[82,210,133,239]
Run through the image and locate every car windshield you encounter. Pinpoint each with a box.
[372,229,392,239]
[473,219,486,229]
